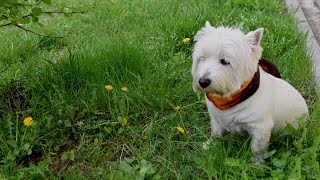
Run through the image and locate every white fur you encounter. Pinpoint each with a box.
[192,22,309,162]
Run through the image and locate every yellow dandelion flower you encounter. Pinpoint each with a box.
[105,85,113,91]
[24,117,33,127]
[183,38,190,43]
[121,87,128,92]
[175,106,181,111]
[201,99,206,104]
[177,127,185,134]
[122,117,128,126]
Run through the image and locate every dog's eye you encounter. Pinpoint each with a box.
[220,59,230,65]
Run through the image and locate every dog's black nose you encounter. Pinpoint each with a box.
[199,78,211,88]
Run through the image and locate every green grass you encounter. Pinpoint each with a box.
[1,0,320,179]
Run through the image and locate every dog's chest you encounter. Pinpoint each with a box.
[213,106,257,133]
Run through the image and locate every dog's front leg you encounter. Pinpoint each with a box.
[203,110,226,149]
[210,117,225,136]
[249,120,274,163]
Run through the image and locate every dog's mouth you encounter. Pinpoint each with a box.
[205,89,224,96]
[193,79,224,95]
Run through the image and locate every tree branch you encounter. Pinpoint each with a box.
[43,11,86,15]
[14,24,62,38]
[22,11,86,19]
[0,22,12,27]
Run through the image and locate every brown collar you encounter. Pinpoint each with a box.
[206,58,281,110]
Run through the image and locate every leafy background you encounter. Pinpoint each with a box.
[0,0,319,179]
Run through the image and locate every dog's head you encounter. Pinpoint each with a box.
[192,21,264,96]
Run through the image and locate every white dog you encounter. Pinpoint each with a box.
[192,21,308,162]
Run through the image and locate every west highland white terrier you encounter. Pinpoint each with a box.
[192,21,309,162]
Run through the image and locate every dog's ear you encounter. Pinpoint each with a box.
[246,28,264,59]
[246,28,264,46]
[194,21,214,42]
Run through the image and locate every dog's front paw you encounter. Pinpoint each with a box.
[251,154,266,164]
[202,139,212,150]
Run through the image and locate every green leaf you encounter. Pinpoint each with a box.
[138,159,154,179]
[94,138,99,146]
[146,167,156,175]
[32,7,43,16]
[271,169,285,179]
[13,149,20,156]
[119,99,126,114]
[10,19,17,25]
[0,15,6,21]
[63,7,72,13]
[61,152,68,161]
[18,17,31,24]
[70,149,75,161]
[0,0,7,6]
[7,140,18,148]
[64,119,71,127]
[32,16,39,23]
[272,158,287,168]
[27,149,32,155]
[104,127,112,134]
[242,171,249,180]
[37,22,44,27]
[23,143,30,151]
[288,157,302,179]
[42,0,51,5]
[152,174,161,180]
[111,171,125,179]
[118,127,124,134]
[294,139,303,153]
[224,158,240,167]
[302,127,307,142]
[63,13,72,18]
[119,161,133,174]
[313,159,319,172]
[264,149,276,159]
[124,158,134,163]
